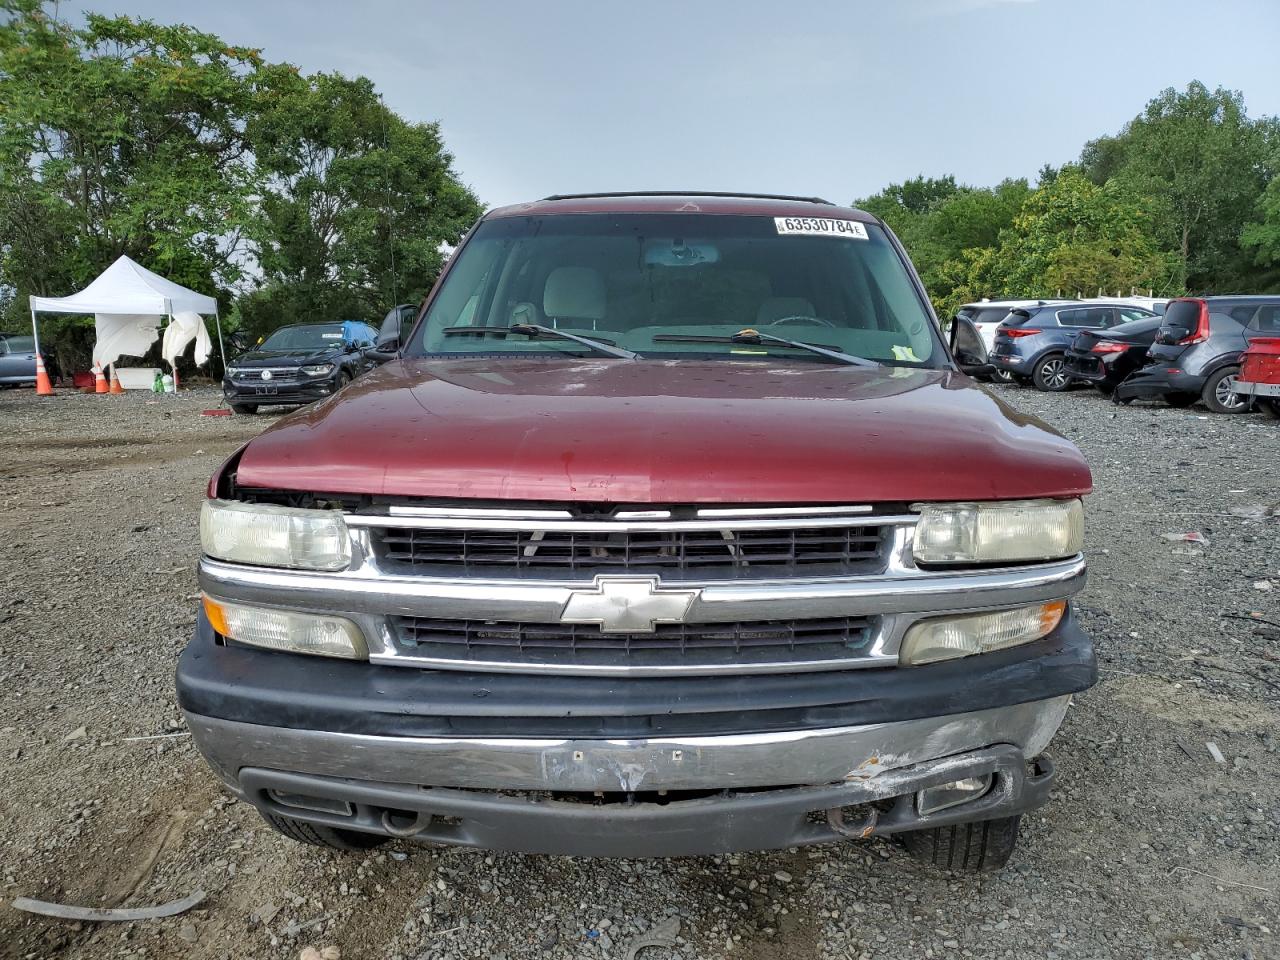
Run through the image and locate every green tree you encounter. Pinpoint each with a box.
[1240,172,1280,290]
[240,71,481,339]
[976,168,1177,306]
[857,176,1029,310]
[0,1,277,297]
[1079,82,1277,290]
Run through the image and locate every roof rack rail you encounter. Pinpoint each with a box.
[541,190,834,205]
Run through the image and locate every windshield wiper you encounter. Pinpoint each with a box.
[652,329,879,367]
[440,325,636,360]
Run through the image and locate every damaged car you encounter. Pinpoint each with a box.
[181,192,1096,870]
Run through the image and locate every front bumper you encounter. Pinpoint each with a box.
[227,743,1056,857]
[179,609,1093,855]
[222,378,337,406]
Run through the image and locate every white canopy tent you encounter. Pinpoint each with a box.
[28,255,225,380]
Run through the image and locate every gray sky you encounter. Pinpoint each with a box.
[83,0,1280,209]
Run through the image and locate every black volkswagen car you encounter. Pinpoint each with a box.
[1062,315,1164,395]
[223,321,378,414]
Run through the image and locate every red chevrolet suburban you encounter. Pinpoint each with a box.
[181,193,1094,870]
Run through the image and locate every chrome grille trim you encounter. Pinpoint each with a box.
[199,501,1086,677]
[230,367,301,383]
[346,513,914,532]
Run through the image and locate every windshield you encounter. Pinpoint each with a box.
[259,324,346,351]
[406,213,940,366]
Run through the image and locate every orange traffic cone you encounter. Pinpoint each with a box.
[35,355,54,396]
[94,361,108,394]
[109,364,124,394]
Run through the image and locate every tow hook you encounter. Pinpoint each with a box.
[380,808,433,838]
[826,804,879,840]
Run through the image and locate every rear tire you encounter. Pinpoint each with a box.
[230,403,258,415]
[1260,398,1280,419]
[990,369,1016,384]
[1201,366,1248,414]
[260,812,387,851]
[899,815,1021,872]
[1032,354,1071,392]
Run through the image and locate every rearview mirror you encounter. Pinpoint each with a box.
[949,316,995,378]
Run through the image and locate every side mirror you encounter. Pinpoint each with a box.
[376,306,403,352]
[949,316,995,378]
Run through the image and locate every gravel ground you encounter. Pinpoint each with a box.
[0,383,1277,960]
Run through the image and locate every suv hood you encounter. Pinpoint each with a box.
[231,347,341,367]
[233,358,1092,503]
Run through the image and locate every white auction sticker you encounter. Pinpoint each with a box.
[774,217,868,240]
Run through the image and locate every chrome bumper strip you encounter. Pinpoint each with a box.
[185,695,1071,794]
[198,555,1086,625]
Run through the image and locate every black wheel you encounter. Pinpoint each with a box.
[1260,398,1280,419]
[1032,354,1071,392]
[260,812,387,851]
[1201,366,1248,414]
[899,815,1021,872]
[1093,383,1115,396]
[337,371,353,390]
[1164,393,1197,408]
[990,369,1016,384]
[229,403,258,415]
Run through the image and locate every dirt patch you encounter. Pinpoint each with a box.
[1107,674,1280,733]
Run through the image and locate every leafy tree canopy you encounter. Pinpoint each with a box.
[0,0,481,368]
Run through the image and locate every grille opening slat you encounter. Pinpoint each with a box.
[390,615,877,669]
[371,523,886,576]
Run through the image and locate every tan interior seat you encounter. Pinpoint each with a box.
[543,267,606,330]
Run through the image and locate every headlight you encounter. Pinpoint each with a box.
[226,367,245,377]
[900,601,1066,665]
[203,595,367,660]
[200,499,351,571]
[912,498,1083,564]
[301,363,335,376]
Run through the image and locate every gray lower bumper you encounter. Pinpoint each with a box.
[185,696,1069,856]
[186,695,1070,793]
[242,746,1053,857]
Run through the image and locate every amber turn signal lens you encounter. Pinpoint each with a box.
[202,594,229,636]
[900,600,1067,666]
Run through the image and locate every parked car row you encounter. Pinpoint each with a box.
[958,295,1280,416]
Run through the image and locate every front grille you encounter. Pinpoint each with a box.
[232,367,300,383]
[391,615,877,671]
[372,524,885,576]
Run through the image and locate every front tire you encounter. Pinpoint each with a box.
[899,815,1021,872]
[990,369,1016,384]
[1201,366,1248,414]
[1259,398,1280,419]
[1032,354,1071,392]
[260,812,387,851]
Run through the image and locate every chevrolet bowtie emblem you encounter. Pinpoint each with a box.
[559,576,700,634]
